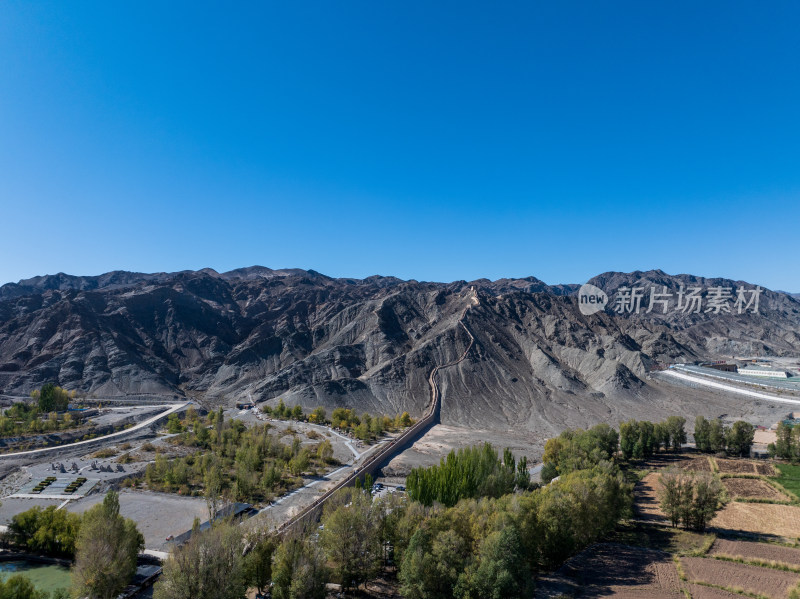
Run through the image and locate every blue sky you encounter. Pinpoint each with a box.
[1,2,799,290]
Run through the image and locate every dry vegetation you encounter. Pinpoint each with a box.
[674,456,713,472]
[680,556,799,599]
[717,459,776,476]
[535,542,684,598]
[722,477,791,502]
[711,502,800,538]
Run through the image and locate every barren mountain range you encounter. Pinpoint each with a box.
[0,267,798,436]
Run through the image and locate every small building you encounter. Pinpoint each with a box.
[706,362,738,372]
[738,366,790,379]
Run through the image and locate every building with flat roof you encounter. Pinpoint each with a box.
[738,366,790,379]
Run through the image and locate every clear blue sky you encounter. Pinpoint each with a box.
[2,2,799,290]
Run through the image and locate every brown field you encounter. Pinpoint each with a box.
[635,473,666,521]
[686,583,748,598]
[715,458,776,476]
[534,543,683,598]
[681,556,799,599]
[755,462,778,476]
[710,538,800,567]
[675,456,713,472]
[722,477,790,501]
[711,502,800,538]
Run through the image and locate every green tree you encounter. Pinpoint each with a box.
[167,413,183,434]
[726,421,755,457]
[316,439,334,463]
[694,416,711,452]
[653,421,670,452]
[407,443,518,506]
[619,420,637,460]
[291,405,304,420]
[155,521,245,599]
[320,490,382,592]
[400,528,470,599]
[71,491,144,599]
[659,468,691,528]
[309,406,326,424]
[709,419,726,453]
[398,412,412,428]
[455,526,530,599]
[659,469,723,531]
[272,535,328,599]
[769,421,793,458]
[8,505,81,557]
[687,472,723,531]
[665,416,687,451]
[0,574,51,599]
[34,382,70,413]
[243,535,277,595]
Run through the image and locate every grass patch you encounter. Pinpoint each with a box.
[674,555,687,581]
[771,463,800,502]
[712,553,800,573]
[91,447,117,459]
[734,497,793,505]
[689,580,770,599]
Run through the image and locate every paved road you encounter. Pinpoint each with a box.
[664,368,800,406]
[0,403,190,458]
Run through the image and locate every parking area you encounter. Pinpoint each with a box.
[66,490,209,551]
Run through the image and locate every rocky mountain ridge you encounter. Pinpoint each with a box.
[1,267,797,433]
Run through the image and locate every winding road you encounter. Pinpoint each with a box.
[0,403,190,458]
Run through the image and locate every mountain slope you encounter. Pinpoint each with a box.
[0,267,797,433]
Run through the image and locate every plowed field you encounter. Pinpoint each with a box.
[717,459,775,475]
[675,457,713,472]
[533,543,684,598]
[709,538,800,567]
[722,477,790,501]
[681,556,798,598]
[711,502,800,538]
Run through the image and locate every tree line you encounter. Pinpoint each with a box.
[263,400,414,442]
[154,437,632,599]
[541,415,756,484]
[406,443,531,507]
[0,384,80,440]
[693,416,755,457]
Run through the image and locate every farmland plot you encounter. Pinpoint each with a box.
[534,543,684,599]
[710,538,800,568]
[716,459,776,476]
[680,556,799,599]
[755,462,777,476]
[712,502,800,538]
[675,457,713,472]
[722,477,790,502]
